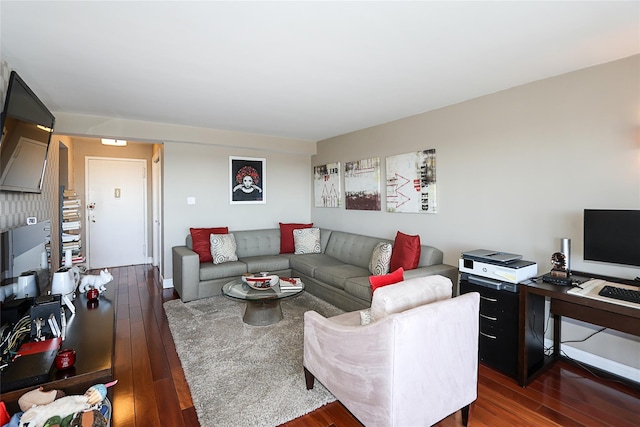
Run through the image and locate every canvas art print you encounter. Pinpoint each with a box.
[314,163,341,208]
[230,156,266,204]
[386,149,437,213]
[344,157,381,211]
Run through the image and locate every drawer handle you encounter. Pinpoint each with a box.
[480,313,497,321]
[480,296,497,302]
[480,331,497,340]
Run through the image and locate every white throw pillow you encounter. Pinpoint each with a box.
[369,242,392,275]
[293,227,321,254]
[210,233,238,264]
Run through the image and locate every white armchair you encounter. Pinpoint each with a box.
[303,275,480,427]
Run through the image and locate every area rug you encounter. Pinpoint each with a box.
[163,292,344,427]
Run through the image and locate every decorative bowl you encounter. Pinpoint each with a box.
[243,274,279,290]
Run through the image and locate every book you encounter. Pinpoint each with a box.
[280,277,303,291]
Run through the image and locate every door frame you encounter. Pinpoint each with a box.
[152,150,162,271]
[85,156,149,269]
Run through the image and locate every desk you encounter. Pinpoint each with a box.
[518,272,640,387]
[0,286,115,413]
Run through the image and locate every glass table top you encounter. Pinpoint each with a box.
[222,277,304,301]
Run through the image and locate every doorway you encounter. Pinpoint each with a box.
[85,157,148,269]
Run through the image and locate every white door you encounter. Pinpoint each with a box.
[86,157,147,269]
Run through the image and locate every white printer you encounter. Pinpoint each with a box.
[459,249,538,290]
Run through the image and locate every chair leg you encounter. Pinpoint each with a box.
[304,367,315,390]
[461,402,474,427]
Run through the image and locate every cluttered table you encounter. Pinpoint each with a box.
[0,285,115,414]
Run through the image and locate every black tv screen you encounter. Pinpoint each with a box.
[0,71,55,193]
[583,209,640,267]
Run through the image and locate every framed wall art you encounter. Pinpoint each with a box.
[385,149,437,213]
[230,156,266,204]
[314,162,341,208]
[344,157,381,211]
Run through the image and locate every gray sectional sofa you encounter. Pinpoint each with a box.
[172,228,458,311]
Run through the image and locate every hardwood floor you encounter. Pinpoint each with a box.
[111,264,640,427]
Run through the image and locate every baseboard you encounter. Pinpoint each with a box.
[162,277,173,289]
[546,338,640,383]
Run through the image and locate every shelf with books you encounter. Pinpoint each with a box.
[60,186,85,269]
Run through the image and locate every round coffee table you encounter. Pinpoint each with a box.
[222,278,304,326]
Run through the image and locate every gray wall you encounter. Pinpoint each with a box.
[312,55,640,376]
[163,141,312,282]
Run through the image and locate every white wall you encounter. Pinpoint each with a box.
[312,55,640,376]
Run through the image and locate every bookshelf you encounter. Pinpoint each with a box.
[60,186,85,269]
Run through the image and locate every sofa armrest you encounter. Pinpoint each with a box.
[172,245,201,302]
[403,264,459,294]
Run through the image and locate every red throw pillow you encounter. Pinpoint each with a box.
[369,267,404,293]
[190,227,229,263]
[389,231,421,271]
[279,222,313,254]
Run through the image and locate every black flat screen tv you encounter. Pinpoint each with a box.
[0,71,55,193]
[583,209,640,268]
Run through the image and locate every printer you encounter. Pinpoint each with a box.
[459,249,538,292]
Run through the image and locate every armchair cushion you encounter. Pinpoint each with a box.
[370,274,452,323]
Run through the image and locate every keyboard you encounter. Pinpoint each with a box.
[598,285,640,304]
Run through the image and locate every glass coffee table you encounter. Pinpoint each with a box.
[222,277,304,326]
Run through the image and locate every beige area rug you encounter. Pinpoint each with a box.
[163,292,344,427]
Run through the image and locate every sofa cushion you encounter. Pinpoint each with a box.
[199,260,247,281]
[190,227,228,263]
[369,242,392,275]
[210,233,238,264]
[294,227,321,254]
[290,253,345,277]
[314,264,371,290]
[233,228,281,258]
[241,255,291,274]
[279,222,313,254]
[324,231,387,269]
[370,275,452,323]
[343,276,374,302]
[390,231,421,271]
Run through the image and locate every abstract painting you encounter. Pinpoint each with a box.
[344,157,381,211]
[386,149,436,213]
[314,163,341,208]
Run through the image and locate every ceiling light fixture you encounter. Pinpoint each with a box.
[37,124,52,132]
[101,138,127,147]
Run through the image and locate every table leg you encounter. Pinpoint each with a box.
[243,299,283,326]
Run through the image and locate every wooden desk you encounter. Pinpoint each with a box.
[518,273,640,387]
[0,286,115,412]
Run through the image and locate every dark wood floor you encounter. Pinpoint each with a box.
[111,264,640,427]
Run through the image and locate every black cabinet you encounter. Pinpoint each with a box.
[460,279,544,379]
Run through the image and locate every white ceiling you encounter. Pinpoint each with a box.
[1,1,639,141]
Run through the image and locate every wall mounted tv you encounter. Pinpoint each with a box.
[583,209,640,268]
[0,71,55,193]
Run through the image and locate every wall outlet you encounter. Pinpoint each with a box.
[26,217,37,225]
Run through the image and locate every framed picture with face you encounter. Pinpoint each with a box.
[229,156,266,204]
